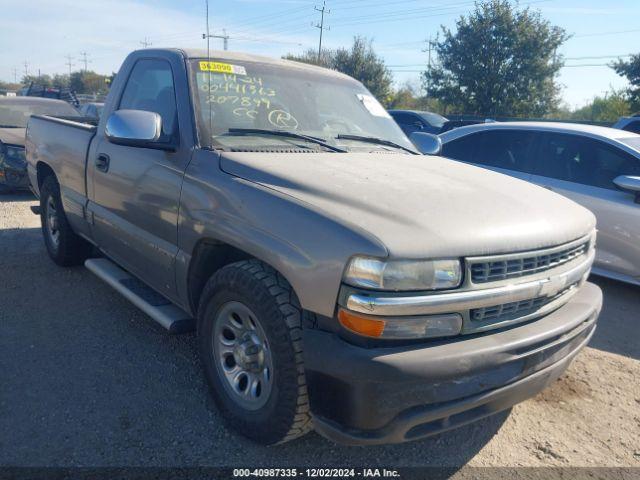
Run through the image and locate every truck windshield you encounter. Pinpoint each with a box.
[189,59,415,152]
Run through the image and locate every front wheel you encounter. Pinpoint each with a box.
[39,175,91,266]
[198,260,312,445]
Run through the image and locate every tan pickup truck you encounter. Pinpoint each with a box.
[26,48,601,445]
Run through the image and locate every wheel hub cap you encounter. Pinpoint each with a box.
[212,302,273,411]
[233,333,265,373]
[46,197,60,248]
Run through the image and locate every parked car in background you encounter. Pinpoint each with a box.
[26,48,602,446]
[389,109,448,136]
[20,83,80,108]
[0,96,79,191]
[613,114,640,134]
[79,102,104,120]
[439,122,640,286]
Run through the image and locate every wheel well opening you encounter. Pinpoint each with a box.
[188,240,253,314]
[36,162,55,189]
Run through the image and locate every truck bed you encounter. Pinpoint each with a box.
[26,115,98,237]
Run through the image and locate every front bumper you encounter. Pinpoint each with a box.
[304,282,602,445]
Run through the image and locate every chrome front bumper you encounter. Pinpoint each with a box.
[341,239,595,335]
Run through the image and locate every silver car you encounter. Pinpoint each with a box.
[439,122,640,286]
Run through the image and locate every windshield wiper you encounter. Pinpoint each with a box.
[225,128,347,153]
[336,134,419,154]
[0,125,21,128]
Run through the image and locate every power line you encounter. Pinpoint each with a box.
[331,0,550,28]
[314,1,330,62]
[573,28,640,39]
[565,54,633,60]
[232,11,314,37]
[229,5,310,31]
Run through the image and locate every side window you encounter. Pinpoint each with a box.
[475,130,535,172]
[622,120,640,134]
[441,133,480,162]
[535,133,640,189]
[392,113,421,127]
[119,59,177,137]
[393,113,424,133]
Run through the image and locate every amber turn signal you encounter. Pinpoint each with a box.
[338,309,385,338]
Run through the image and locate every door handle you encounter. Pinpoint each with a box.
[95,153,110,173]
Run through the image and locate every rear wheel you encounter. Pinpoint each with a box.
[198,260,312,444]
[40,175,91,266]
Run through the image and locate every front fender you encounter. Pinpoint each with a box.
[176,149,387,317]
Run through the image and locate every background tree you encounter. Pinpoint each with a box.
[0,80,22,91]
[386,81,443,112]
[69,70,110,94]
[21,74,53,87]
[570,90,631,123]
[612,54,640,111]
[424,0,567,117]
[283,48,332,68]
[285,36,394,105]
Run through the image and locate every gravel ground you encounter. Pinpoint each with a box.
[1,192,639,470]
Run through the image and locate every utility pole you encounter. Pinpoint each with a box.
[79,51,91,72]
[202,29,230,51]
[65,55,74,75]
[140,37,152,48]
[23,61,29,78]
[422,35,438,91]
[12,67,18,84]
[313,1,330,63]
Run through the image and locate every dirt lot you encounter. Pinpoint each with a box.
[1,192,639,471]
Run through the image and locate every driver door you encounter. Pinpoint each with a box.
[88,57,188,299]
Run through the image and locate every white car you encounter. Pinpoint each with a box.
[439,122,640,286]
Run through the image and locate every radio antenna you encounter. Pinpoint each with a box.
[205,0,211,59]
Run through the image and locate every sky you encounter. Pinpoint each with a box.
[1,0,639,109]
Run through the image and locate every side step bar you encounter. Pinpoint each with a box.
[85,258,195,334]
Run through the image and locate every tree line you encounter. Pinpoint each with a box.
[285,0,639,123]
[2,1,638,122]
[0,70,113,96]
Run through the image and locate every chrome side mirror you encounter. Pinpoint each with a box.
[613,175,640,204]
[105,109,170,150]
[409,132,442,155]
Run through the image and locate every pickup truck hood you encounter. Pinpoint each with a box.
[0,128,26,147]
[220,152,596,258]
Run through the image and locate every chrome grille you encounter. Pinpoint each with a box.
[471,286,574,324]
[470,241,589,283]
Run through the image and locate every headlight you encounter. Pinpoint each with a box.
[1,145,26,169]
[343,256,462,291]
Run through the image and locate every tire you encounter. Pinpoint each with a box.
[198,260,312,445]
[40,175,91,266]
